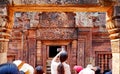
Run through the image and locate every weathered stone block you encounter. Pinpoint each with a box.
[111,39,120,53]
[114,6,120,17]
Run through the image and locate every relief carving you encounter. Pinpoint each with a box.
[37,28,77,40]
[39,12,75,27]
[0,16,7,28]
[0,15,10,40]
[0,6,9,35]
[14,12,75,28]
[106,6,120,40]
[75,12,106,28]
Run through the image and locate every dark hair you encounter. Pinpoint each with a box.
[57,51,68,74]
[34,66,44,74]
[0,63,19,74]
[95,67,101,74]
[19,71,25,74]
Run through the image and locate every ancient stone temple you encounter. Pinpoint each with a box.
[9,11,112,73]
[0,0,120,74]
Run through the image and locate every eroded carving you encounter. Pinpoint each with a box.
[14,12,75,28]
[75,12,106,28]
[106,6,120,40]
[37,28,77,40]
[0,42,7,53]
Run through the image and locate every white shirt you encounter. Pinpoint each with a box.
[51,61,71,74]
[79,67,95,74]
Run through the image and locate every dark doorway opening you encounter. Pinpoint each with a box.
[49,46,61,58]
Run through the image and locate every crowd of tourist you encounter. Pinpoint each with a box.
[0,48,112,74]
[0,60,44,74]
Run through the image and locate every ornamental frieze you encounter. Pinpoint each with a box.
[39,12,75,27]
[37,28,77,40]
[14,12,75,28]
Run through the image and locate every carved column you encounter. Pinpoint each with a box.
[27,29,36,67]
[0,15,11,64]
[0,30,10,64]
[106,6,120,74]
[36,41,42,65]
[77,39,85,67]
[71,40,77,74]
[77,28,92,67]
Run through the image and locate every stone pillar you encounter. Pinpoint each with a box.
[111,39,120,74]
[71,40,77,74]
[0,15,10,64]
[0,41,9,64]
[36,41,42,65]
[27,29,36,67]
[106,6,120,74]
[0,29,10,64]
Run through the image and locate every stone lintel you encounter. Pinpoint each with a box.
[8,5,112,12]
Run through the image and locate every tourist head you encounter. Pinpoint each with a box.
[86,64,93,69]
[95,66,101,74]
[73,65,83,73]
[57,51,68,74]
[92,66,101,74]
[59,51,68,62]
[0,62,19,74]
[13,60,34,74]
[34,66,44,74]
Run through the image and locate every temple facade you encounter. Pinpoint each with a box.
[0,0,120,74]
[8,11,111,74]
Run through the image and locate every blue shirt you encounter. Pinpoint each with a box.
[105,71,112,74]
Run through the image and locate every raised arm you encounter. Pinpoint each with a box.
[52,48,65,62]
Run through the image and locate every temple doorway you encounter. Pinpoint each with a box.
[40,40,71,74]
[46,46,61,74]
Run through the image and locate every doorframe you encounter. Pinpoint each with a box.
[41,40,72,73]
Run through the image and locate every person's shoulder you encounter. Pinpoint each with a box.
[51,61,59,67]
[63,63,70,67]
[63,63,71,70]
